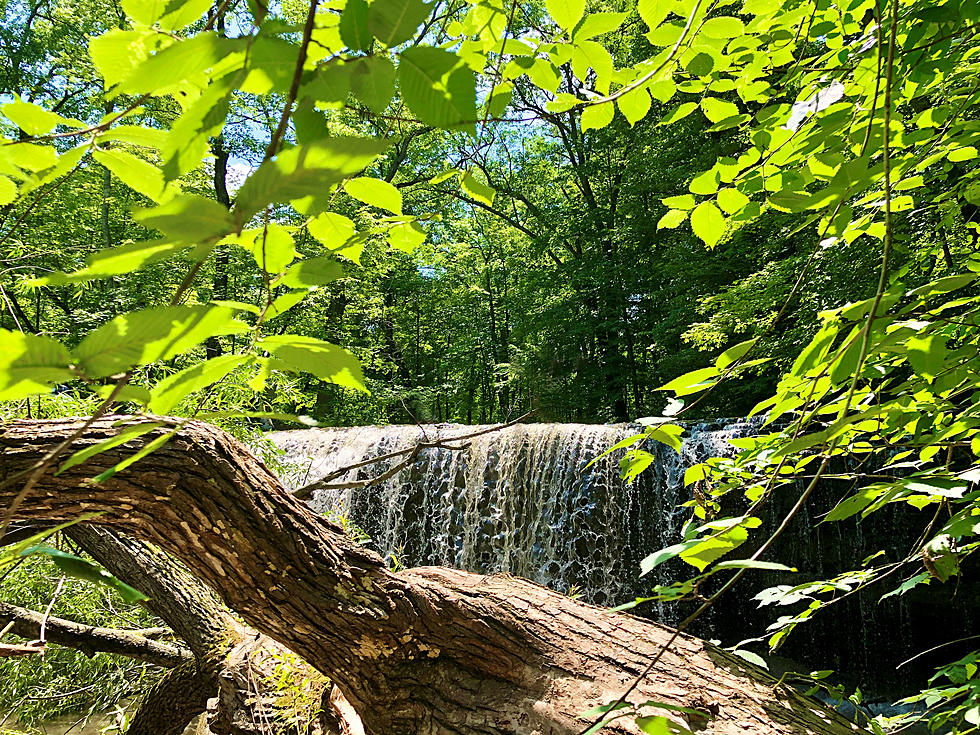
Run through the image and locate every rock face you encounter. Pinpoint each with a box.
[269,419,977,700]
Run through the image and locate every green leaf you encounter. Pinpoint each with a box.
[159,69,241,180]
[685,464,709,485]
[345,177,403,214]
[635,716,671,735]
[823,487,883,522]
[265,290,309,320]
[949,146,977,162]
[581,101,614,131]
[24,546,147,604]
[308,212,358,255]
[241,36,300,95]
[122,0,166,25]
[460,171,495,206]
[685,51,714,76]
[699,16,745,37]
[690,201,726,247]
[0,330,72,400]
[716,339,756,369]
[74,305,250,378]
[906,334,946,381]
[879,573,930,602]
[34,240,192,285]
[640,540,701,575]
[658,366,719,395]
[115,33,244,95]
[546,0,585,30]
[350,56,396,114]
[234,137,390,218]
[714,559,797,572]
[909,273,975,297]
[648,424,684,452]
[149,353,253,414]
[281,256,345,287]
[388,221,426,252]
[638,0,669,32]
[258,335,366,392]
[3,142,57,171]
[302,61,352,103]
[97,125,169,150]
[680,521,755,571]
[398,46,476,128]
[134,194,234,242]
[717,187,749,214]
[58,422,166,474]
[620,449,655,481]
[340,0,373,51]
[242,223,296,273]
[1,97,83,136]
[618,86,652,126]
[158,0,213,30]
[574,12,626,40]
[367,0,432,47]
[89,29,158,89]
[660,102,697,125]
[732,649,768,669]
[657,209,687,229]
[0,175,17,205]
[663,194,695,209]
[94,149,172,203]
[571,42,614,94]
[700,97,739,123]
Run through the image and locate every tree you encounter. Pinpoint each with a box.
[2,0,979,730]
[2,415,864,735]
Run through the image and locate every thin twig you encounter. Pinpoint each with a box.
[264,0,320,162]
[292,411,533,499]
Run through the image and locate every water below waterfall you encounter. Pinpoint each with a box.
[270,419,762,608]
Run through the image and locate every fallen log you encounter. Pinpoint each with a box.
[0,416,861,735]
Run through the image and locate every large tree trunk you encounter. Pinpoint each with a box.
[0,417,860,735]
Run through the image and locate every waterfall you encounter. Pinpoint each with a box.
[269,418,978,699]
[269,419,762,607]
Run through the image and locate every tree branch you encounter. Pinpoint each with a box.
[0,601,191,667]
[291,411,533,499]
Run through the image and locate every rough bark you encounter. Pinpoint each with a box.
[1,417,862,735]
[68,526,236,658]
[125,661,216,735]
[67,527,337,735]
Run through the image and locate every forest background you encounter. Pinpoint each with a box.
[2,0,980,732]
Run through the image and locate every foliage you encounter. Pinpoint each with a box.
[0,553,161,728]
[1,0,980,730]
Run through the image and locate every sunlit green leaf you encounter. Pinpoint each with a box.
[258,335,366,392]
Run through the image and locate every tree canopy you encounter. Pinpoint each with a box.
[2,0,980,730]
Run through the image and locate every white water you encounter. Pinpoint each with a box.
[270,419,762,606]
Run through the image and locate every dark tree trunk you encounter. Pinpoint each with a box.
[1,417,861,735]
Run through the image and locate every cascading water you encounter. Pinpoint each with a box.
[269,418,979,700]
[270,419,763,607]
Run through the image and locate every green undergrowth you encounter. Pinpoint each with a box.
[0,553,162,729]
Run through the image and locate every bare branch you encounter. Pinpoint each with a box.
[0,601,191,667]
[291,411,534,499]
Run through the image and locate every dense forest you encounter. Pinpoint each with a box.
[1,0,979,732]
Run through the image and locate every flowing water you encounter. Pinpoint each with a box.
[270,419,762,608]
[269,418,977,699]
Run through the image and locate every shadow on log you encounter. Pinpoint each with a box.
[0,417,862,735]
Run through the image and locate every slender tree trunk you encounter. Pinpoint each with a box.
[101,100,114,251]
[206,135,232,359]
[1,417,862,735]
